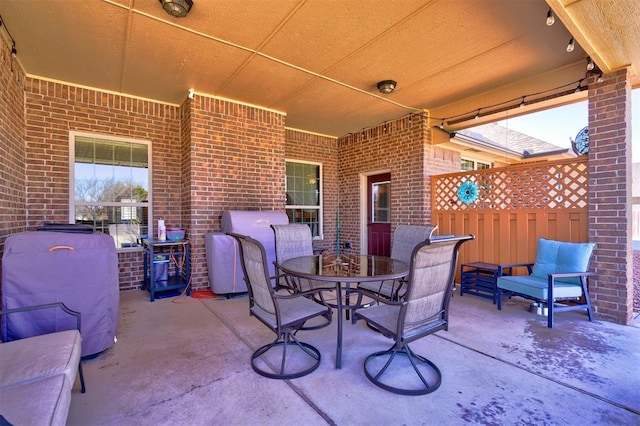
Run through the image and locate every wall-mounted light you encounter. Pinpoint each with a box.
[377,80,397,94]
[519,97,526,108]
[586,57,595,71]
[546,9,555,26]
[566,38,575,53]
[159,0,193,17]
[0,15,18,57]
[188,88,195,99]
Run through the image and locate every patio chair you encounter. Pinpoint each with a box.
[271,224,330,292]
[228,232,332,379]
[358,224,437,300]
[271,223,333,330]
[496,238,596,328]
[352,234,474,395]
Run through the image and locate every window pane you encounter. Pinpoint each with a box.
[286,162,319,207]
[286,209,320,238]
[372,181,390,223]
[285,161,322,238]
[74,205,149,248]
[461,159,474,171]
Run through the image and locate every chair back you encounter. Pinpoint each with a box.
[229,233,276,316]
[271,224,314,264]
[391,225,437,263]
[401,235,474,335]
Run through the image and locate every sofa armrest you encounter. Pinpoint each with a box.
[1,302,81,334]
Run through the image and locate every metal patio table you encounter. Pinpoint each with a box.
[280,253,408,369]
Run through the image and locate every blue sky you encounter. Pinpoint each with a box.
[497,88,639,161]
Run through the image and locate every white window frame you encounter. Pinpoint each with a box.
[69,130,152,251]
[285,159,323,240]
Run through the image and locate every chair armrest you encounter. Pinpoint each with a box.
[0,302,81,332]
[549,271,596,279]
[273,286,329,300]
[498,263,534,274]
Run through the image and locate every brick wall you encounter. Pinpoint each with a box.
[285,129,338,252]
[22,79,182,290]
[0,43,27,281]
[588,68,634,324]
[337,114,460,253]
[184,95,286,288]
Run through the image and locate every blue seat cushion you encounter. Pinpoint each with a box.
[497,275,583,300]
[530,238,595,284]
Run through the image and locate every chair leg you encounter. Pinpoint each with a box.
[78,362,86,393]
[363,343,442,395]
[497,289,503,310]
[251,331,321,380]
[581,277,594,322]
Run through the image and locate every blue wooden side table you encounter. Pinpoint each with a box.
[142,239,190,301]
[460,262,511,304]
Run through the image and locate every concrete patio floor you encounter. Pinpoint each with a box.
[67,289,640,425]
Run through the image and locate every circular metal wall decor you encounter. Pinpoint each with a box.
[457,181,479,204]
[571,126,589,155]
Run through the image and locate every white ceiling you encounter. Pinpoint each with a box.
[0,0,638,137]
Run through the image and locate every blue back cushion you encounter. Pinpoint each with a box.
[531,238,595,284]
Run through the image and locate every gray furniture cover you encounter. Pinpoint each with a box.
[205,210,288,294]
[1,231,119,357]
[204,232,246,294]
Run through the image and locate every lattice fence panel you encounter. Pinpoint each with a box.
[432,160,588,211]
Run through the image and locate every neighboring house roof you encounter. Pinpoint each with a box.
[456,123,573,159]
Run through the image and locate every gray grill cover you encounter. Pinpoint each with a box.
[210,210,288,293]
[1,231,119,357]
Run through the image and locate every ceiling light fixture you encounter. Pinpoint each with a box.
[376,80,397,94]
[546,9,555,26]
[586,57,595,71]
[566,38,575,53]
[159,0,193,18]
[519,97,526,108]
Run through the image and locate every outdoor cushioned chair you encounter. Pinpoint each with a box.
[228,232,332,379]
[496,238,596,328]
[352,234,474,395]
[358,224,437,300]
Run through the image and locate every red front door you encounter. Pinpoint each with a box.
[367,173,391,256]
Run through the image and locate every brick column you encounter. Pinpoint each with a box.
[588,68,634,325]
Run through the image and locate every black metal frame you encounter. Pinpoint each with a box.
[0,302,86,393]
